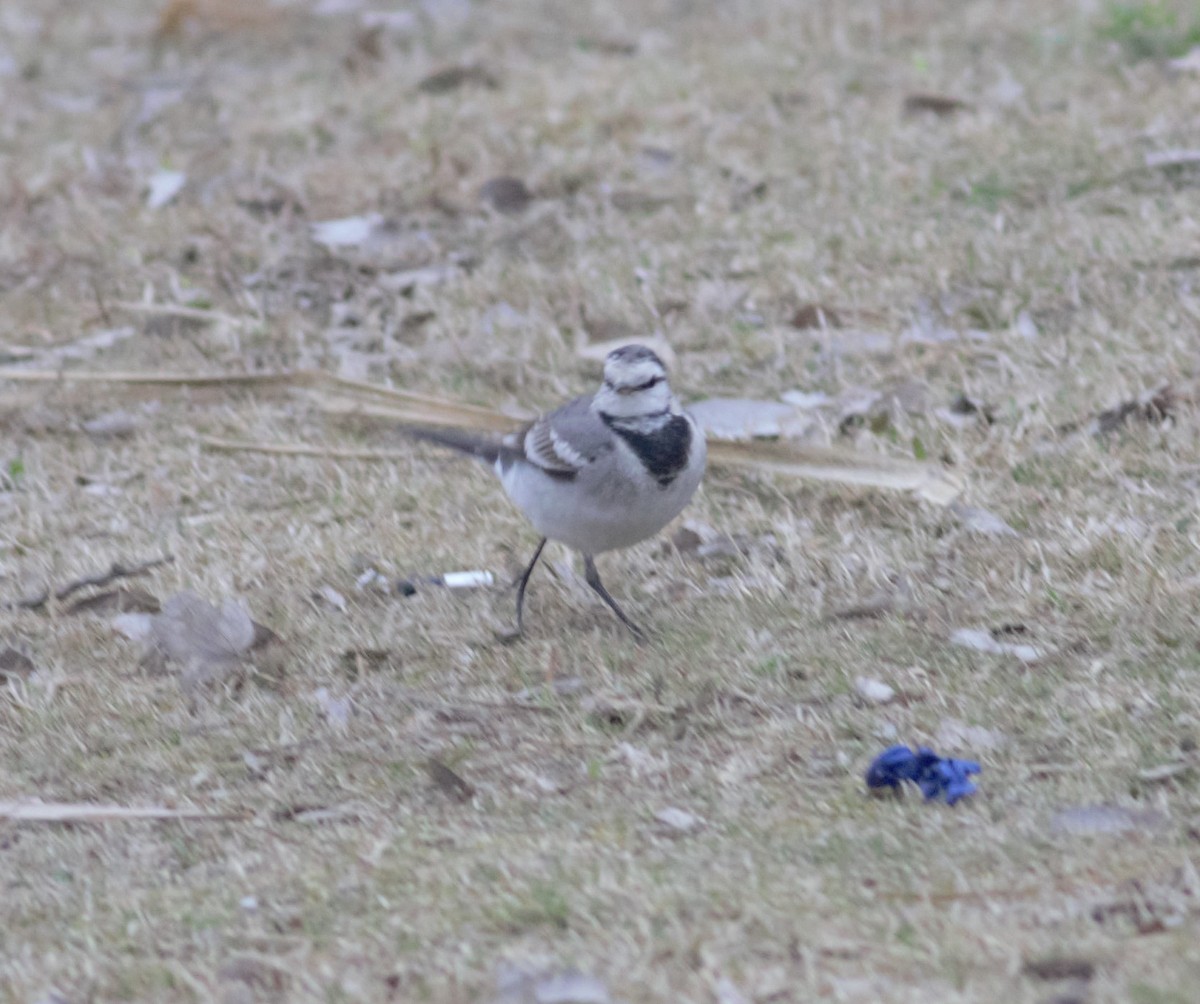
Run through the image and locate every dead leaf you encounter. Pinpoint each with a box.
[67,587,161,616]
[417,64,498,94]
[272,803,360,825]
[0,799,241,822]
[511,677,586,702]
[904,93,971,116]
[790,302,842,329]
[830,575,911,621]
[480,176,532,214]
[1094,385,1174,435]
[941,393,995,426]
[218,954,290,995]
[1022,956,1096,982]
[578,36,638,56]
[339,647,398,678]
[426,758,475,801]
[608,188,681,213]
[0,647,35,681]
[155,0,278,39]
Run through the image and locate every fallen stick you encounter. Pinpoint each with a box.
[7,555,174,611]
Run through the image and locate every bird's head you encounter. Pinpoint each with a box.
[593,344,674,419]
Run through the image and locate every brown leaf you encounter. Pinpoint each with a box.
[948,393,995,423]
[417,64,498,94]
[0,647,35,681]
[479,176,532,214]
[67,587,161,616]
[790,302,843,329]
[1094,384,1175,435]
[608,189,680,213]
[1022,957,1096,982]
[904,93,971,116]
[155,0,279,40]
[218,954,290,994]
[578,36,637,56]
[251,621,281,650]
[426,758,475,801]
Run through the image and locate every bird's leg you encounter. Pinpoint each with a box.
[513,538,547,636]
[582,554,647,641]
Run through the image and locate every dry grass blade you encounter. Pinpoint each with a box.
[201,437,408,462]
[304,374,523,431]
[0,367,300,387]
[112,302,248,326]
[308,380,964,502]
[706,438,964,505]
[0,365,963,502]
[0,800,244,822]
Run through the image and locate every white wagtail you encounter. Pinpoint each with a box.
[405,344,707,639]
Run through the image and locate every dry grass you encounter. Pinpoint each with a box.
[4,0,1200,1001]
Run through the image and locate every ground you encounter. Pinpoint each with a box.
[3,0,1200,1001]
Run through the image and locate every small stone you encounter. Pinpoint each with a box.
[855,676,895,705]
[654,806,702,834]
[83,409,139,438]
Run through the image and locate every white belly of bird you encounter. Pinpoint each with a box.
[498,443,704,554]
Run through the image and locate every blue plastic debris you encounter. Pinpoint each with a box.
[865,744,981,805]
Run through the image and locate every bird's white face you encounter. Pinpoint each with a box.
[592,345,674,419]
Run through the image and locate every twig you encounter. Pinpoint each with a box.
[8,555,174,611]
[112,301,248,326]
[0,367,300,386]
[201,436,407,462]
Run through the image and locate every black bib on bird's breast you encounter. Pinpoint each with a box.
[603,413,692,487]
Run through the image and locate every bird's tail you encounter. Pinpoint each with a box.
[400,425,510,466]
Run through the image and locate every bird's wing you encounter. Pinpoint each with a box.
[517,394,612,477]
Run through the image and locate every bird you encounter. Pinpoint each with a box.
[404,344,707,639]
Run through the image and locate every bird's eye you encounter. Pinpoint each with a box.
[627,375,663,392]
